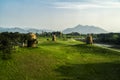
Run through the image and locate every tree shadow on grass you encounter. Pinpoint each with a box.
[55,62,120,80]
[68,44,120,56]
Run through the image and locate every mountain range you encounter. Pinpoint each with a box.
[63,24,108,34]
[0,27,52,33]
[0,24,108,34]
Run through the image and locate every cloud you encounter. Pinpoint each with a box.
[54,2,102,9]
[53,0,120,9]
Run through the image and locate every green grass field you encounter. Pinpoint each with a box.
[0,38,120,80]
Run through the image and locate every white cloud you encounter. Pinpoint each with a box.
[54,2,102,9]
[53,1,120,9]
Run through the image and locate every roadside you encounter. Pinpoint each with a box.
[94,43,120,52]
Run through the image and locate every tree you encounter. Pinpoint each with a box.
[0,34,13,59]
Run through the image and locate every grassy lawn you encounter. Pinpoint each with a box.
[0,38,120,80]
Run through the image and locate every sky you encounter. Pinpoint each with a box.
[0,0,120,32]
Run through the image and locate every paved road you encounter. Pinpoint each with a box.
[94,43,120,52]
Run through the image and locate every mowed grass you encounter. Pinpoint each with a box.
[0,38,120,80]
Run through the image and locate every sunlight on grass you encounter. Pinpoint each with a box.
[0,38,120,80]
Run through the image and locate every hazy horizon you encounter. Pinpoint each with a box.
[0,24,109,32]
[0,0,120,32]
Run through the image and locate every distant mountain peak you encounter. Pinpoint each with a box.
[63,24,108,34]
[74,24,82,28]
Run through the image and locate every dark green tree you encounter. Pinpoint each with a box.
[0,34,13,60]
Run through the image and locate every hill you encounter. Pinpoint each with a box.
[63,24,108,34]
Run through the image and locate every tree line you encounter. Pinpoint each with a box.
[94,33,120,45]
